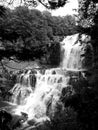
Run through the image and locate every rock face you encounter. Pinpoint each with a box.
[0,109,12,130]
[60,33,94,70]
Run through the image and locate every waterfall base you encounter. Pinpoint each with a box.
[0,67,91,130]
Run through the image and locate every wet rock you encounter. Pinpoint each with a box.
[60,33,94,70]
[80,42,94,69]
[27,119,37,126]
[10,112,28,129]
[27,117,51,130]
[0,109,12,130]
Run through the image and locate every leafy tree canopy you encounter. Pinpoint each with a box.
[0,6,77,62]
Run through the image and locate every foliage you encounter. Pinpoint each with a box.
[78,0,97,28]
[1,0,68,9]
[0,6,77,63]
[77,0,98,34]
[77,0,98,66]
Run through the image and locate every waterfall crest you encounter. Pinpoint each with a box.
[60,33,94,70]
[7,33,94,129]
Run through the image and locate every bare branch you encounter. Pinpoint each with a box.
[1,0,68,9]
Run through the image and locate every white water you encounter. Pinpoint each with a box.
[60,33,93,70]
[11,69,70,122]
[10,70,33,105]
[9,33,93,127]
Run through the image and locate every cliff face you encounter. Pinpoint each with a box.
[60,33,94,70]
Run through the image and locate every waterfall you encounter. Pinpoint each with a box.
[10,68,71,122]
[10,70,36,105]
[5,33,94,129]
[60,33,93,70]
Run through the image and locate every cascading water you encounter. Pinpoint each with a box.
[60,33,93,70]
[2,33,94,129]
[10,70,34,105]
[11,69,71,123]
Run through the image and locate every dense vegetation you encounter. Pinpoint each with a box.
[0,0,98,130]
[77,0,98,64]
[0,6,77,65]
[0,5,77,99]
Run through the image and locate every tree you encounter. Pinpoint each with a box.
[77,0,98,64]
[2,0,68,9]
[0,5,77,62]
[77,0,98,28]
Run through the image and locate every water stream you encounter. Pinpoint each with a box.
[2,33,94,129]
